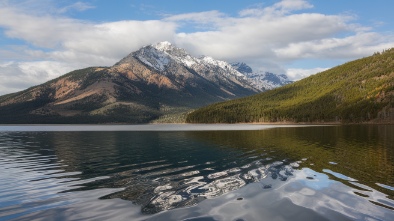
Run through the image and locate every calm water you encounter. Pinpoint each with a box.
[0,124,393,221]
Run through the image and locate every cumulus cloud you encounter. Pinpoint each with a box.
[286,68,329,81]
[0,61,77,94]
[0,7,176,57]
[0,0,393,95]
[61,20,177,60]
[239,0,313,17]
[172,7,355,63]
[274,32,394,60]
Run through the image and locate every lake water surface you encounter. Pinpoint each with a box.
[0,124,393,220]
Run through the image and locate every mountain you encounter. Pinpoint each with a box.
[231,62,293,90]
[186,49,394,124]
[231,62,253,74]
[0,42,259,124]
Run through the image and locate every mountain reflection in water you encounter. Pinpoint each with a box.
[0,125,393,221]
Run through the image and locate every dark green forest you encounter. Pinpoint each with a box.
[187,49,394,123]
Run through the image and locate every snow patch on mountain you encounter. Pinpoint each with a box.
[135,46,170,71]
[152,41,198,68]
[200,56,245,78]
[154,41,173,51]
[231,62,293,91]
[245,72,293,91]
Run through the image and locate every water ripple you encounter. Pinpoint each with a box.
[0,137,120,220]
[1,126,394,220]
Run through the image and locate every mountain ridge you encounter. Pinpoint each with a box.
[231,62,293,91]
[0,42,268,124]
[186,49,394,124]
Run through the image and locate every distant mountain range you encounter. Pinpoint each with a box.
[0,42,291,124]
[231,62,293,91]
[187,49,394,124]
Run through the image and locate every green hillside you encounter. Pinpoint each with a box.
[186,49,394,123]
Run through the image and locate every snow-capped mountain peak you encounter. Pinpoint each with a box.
[153,41,173,51]
[201,56,228,69]
[132,42,247,80]
[119,42,291,93]
[124,42,257,92]
[150,42,198,68]
[132,44,170,71]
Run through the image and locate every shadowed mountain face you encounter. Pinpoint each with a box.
[0,42,260,124]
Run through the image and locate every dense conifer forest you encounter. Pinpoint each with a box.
[187,49,394,124]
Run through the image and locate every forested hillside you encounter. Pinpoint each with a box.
[187,49,394,123]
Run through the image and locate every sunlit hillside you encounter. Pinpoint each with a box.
[187,49,394,123]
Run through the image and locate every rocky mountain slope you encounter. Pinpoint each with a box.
[187,49,394,124]
[0,42,261,124]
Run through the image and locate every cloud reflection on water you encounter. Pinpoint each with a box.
[1,125,393,220]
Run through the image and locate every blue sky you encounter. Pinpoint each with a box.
[1,0,394,95]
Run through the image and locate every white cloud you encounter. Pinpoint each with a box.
[18,61,76,80]
[173,12,354,66]
[286,68,329,81]
[0,7,177,55]
[273,0,313,12]
[239,0,313,17]
[275,32,394,60]
[0,61,78,95]
[165,10,225,24]
[58,2,95,13]
[61,20,177,60]
[0,7,86,48]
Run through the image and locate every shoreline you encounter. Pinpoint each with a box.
[0,121,392,127]
[0,120,394,126]
[0,123,321,132]
[0,122,392,132]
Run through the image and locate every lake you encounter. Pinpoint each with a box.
[0,124,393,221]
